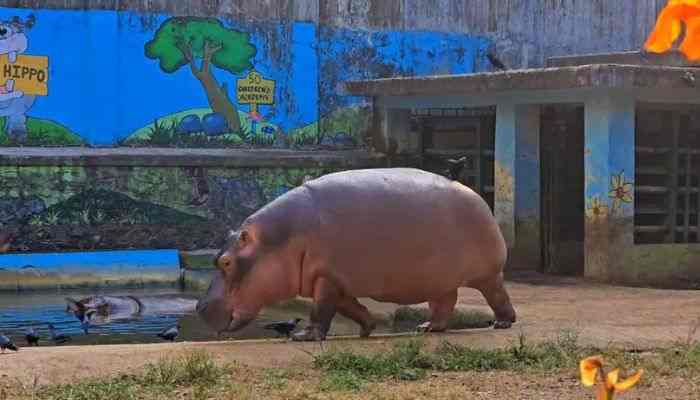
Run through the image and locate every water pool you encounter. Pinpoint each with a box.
[0,288,390,347]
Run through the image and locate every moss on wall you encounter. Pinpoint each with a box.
[2,165,339,252]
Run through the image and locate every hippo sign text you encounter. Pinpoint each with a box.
[0,53,49,96]
[236,70,275,113]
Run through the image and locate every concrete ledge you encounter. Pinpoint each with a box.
[0,249,182,291]
[547,50,700,68]
[0,147,387,168]
[345,64,700,97]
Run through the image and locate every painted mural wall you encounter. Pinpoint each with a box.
[1,165,335,252]
[0,8,489,149]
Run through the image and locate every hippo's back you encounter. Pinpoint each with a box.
[302,168,506,301]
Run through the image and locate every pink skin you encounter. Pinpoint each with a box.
[198,221,306,334]
[197,168,516,341]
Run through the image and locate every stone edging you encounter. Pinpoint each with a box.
[0,147,387,168]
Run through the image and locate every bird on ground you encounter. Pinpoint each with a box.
[47,323,71,345]
[263,318,303,338]
[25,327,40,346]
[0,333,18,353]
[487,51,507,71]
[157,323,180,342]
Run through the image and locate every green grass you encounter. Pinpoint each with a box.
[389,306,494,332]
[0,116,84,146]
[310,330,654,392]
[123,108,278,148]
[35,349,228,400]
[17,330,700,397]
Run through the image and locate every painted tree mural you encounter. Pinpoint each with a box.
[145,17,257,133]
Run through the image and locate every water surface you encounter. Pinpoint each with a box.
[0,288,384,347]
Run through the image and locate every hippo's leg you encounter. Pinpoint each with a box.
[417,289,458,333]
[336,296,376,338]
[292,278,339,342]
[476,274,516,329]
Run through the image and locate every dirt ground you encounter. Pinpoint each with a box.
[3,273,700,397]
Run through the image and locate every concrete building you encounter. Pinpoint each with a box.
[1,1,696,289]
[347,51,700,288]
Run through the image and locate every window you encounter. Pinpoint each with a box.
[411,107,496,210]
[635,104,700,244]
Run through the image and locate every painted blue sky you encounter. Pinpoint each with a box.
[0,249,179,273]
[1,9,319,145]
[1,8,488,146]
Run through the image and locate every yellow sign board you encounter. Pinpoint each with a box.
[0,54,49,96]
[236,70,275,113]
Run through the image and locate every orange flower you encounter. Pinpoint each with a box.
[645,0,700,60]
[580,356,644,400]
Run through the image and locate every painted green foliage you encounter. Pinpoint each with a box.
[145,17,257,133]
[0,117,83,146]
[2,165,333,251]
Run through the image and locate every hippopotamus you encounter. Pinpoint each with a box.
[196,167,516,341]
[66,294,198,326]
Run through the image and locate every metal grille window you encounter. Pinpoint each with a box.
[411,107,496,211]
[635,104,700,244]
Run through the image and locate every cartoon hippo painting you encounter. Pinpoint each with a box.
[196,168,516,341]
[0,15,37,142]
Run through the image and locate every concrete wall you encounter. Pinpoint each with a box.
[0,249,181,291]
[0,1,667,148]
[0,153,383,252]
[0,6,487,148]
[0,1,669,256]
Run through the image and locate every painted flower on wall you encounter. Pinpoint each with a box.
[644,0,700,60]
[586,196,609,221]
[608,171,633,212]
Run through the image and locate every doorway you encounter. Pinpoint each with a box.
[540,105,585,275]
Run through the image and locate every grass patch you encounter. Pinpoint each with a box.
[34,349,228,400]
[389,306,494,332]
[309,327,700,393]
[14,330,700,398]
[0,116,84,146]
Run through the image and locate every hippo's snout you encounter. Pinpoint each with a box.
[196,271,235,333]
[196,297,233,333]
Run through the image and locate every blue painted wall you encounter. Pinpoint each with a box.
[0,249,181,290]
[0,8,489,148]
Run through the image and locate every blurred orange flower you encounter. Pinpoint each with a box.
[645,0,700,60]
[580,355,643,400]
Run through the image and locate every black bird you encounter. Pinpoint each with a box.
[0,333,18,353]
[25,327,40,346]
[445,156,468,181]
[157,323,180,342]
[487,52,507,71]
[263,318,303,338]
[47,323,71,345]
